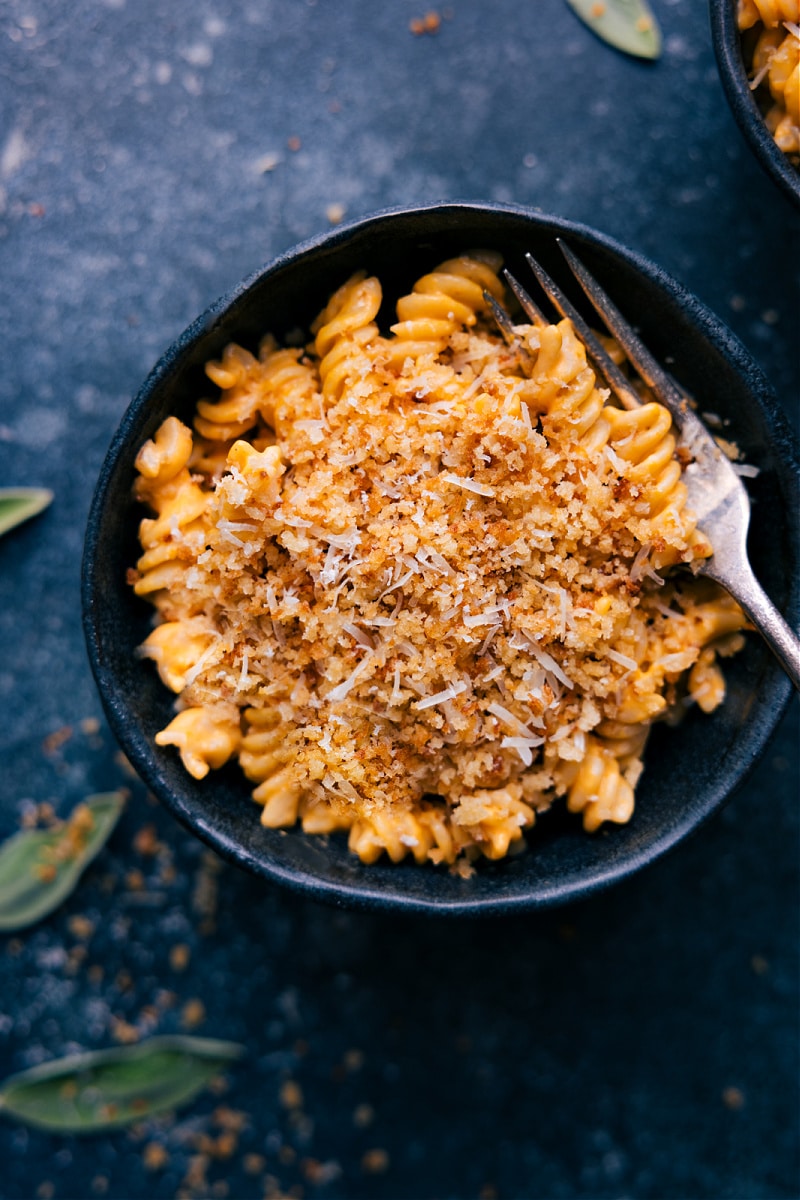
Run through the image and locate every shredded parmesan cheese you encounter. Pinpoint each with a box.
[131,253,748,869]
[441,472,496,498]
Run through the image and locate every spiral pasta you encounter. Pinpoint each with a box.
[154,704,241,780]
[130,253,748,870]
[196,340,320,442]
[132,417,211,600]
[389,253,504,350]
[312,272,383,403]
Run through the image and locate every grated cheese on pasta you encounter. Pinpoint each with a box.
[130,254,748,867]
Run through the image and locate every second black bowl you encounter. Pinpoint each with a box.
[82,202,800,915]
[711,0,800,209]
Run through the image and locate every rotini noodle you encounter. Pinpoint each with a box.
[312,272,382,403]
[380,253,505,372]
[132,417,211,599]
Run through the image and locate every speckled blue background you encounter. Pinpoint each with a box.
[0,1,798,1197]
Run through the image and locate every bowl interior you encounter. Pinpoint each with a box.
[83,203,799,914]
[710,0,800,209]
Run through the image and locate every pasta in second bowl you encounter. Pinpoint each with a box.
[83,204,800,914]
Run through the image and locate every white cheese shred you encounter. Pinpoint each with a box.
[441,472,496,498]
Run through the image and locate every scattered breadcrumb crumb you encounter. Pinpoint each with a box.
[353,1103,374,1128]
[410,11,441,34]
[243,1153,266,1175]
[67,914,95,941]
[361,1148,390,1174]
[722,1086,746,1110]
[133,824,162,856]
[111,1017,140,1044]
[213,1107,249,1133]
[170,942,192,971]
[42,726,72,754]
[181,998,207,1029]
[280,1079,304,1109]
[143,1142,169,1171]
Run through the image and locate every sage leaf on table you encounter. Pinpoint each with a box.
[0,488,53,539]
[565,0,662,60]
[0,1036,244,1133]
[0,792,125,933]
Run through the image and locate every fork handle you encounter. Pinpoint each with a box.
[709,560,800,692]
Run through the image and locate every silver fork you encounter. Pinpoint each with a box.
[486,242,800,691]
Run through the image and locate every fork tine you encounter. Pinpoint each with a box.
[483,291,535,372]
[557,239,687,414]
[524,252,641,412]
[502,269,549,329]
[483,290,519,344]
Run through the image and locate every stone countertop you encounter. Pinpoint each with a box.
[0,1,798,1197]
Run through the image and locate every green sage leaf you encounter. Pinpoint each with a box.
[0,488,53,539]
[0,1036,244,1133]
[0,792,125,932]
[565,0,662,60]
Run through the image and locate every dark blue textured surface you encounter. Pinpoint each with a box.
[1,1,798,1197]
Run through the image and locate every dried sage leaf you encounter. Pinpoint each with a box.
[0,488,53,539]
[565,0,662,60]
[0,1036,244,1133]
[0,792,125,932]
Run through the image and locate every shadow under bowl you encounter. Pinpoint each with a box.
[710,0,800,210]
[82,202,800,915]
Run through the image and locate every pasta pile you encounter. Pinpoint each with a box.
[130,254,748,868]
[738,0,800,161]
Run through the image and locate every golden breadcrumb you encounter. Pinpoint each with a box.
[129,256,747,866]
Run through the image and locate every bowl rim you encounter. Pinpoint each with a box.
[709,0,800,210]
[82,200,800,916]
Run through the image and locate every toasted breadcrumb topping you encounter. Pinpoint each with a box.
[130,256,747,866]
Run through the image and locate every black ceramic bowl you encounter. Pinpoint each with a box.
[710,0,800,209]
[83,203,800,915]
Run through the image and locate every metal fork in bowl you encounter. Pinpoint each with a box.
[485,242,800,691]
